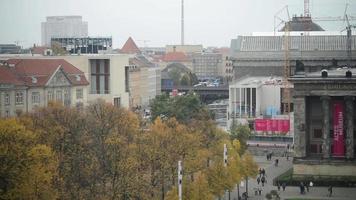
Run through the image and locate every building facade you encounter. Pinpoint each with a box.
[62,54,132,108]
[291,68,356,176]
[128,55,161,108]
[41,16,88,46]
[0,59,89,117]
[192,52,222,80]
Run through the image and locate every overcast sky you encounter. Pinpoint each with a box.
[0,0,355,48]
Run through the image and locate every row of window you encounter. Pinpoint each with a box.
[1,89,83,106]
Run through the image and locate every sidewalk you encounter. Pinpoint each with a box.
[223,156,356,200]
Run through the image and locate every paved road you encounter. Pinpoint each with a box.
[222,156,356,200]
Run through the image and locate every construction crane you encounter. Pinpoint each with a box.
[343,15,356,68]
[283,21,291,115]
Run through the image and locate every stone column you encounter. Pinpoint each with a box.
[294,96,307,158]
[321,96,331,159]
[345,96,354,159]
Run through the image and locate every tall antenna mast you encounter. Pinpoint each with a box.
[304,0,310,17]
[181,0,185,45]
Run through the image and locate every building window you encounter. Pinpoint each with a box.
[32,92,40,104]
[64,89,71,106]
[90,59,110,94]
[4,93,10,105]
[76,88,83,99]
[15,92,23,105]
[56,90,63,102]
[114,97,121,107]
[47,91,54,101]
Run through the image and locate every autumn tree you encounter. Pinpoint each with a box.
[0,119,57,200]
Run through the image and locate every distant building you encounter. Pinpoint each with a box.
[229,76,283,119]
[0,59,89,117]
[165,45,202,54]
[128,55,161,108]
[51,37,112,54]
[192,52,222,80]
[118,37,161,108]
[0,44,21,54]
[41,16,88,46]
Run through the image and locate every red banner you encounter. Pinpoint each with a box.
[333,101,345,157]
[254,119,290,132]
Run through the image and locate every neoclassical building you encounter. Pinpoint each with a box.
[290,67,356,176]
[0,59,89,117]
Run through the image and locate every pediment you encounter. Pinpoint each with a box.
[46,68,71,87]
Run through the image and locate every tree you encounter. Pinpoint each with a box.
[149,93,213,124]
[51,41,67,55]
[0,119,57,200]
[230,123,251,154]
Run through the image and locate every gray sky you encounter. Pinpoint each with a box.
[0,0,355,48]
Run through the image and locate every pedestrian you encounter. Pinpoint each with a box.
[257,176,261,185]
[262,168,266,177]
[275,159,279,167]
[261,176,265,187]
[299,182,304,194]
[286,154,289,160]
[328,185,333,197]
[277,182,281,191]
[309,181,313,188]
[266,153,269,161]
[258,187,262,195]
[305,182,309,192]
[259,168,262,177]
[282,182,286,191]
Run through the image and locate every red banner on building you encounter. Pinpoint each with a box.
[254,119,290,132]
[333,101,345,157]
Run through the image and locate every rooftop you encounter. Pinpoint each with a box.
[230,76,283,88]
[120,37,141,54]
[0,59,88,87]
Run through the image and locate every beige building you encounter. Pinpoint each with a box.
[128,55,161,108]
[165,45,202,54]
[0,59,89,117]
[62,54,132,107]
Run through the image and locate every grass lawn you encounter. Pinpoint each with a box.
[273,168,356,187]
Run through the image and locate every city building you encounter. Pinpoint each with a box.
[61,54,132,107]
[214,47,233,82]
[192,52,222,80]
[165,45,202,54]
[0,44,21,54]
[128,55,161,108]
[51,37,112,54]
[290,67,356,177]
[229,76,283,119]
[118,37,161,108]
[228,76,293,135]
[41,16,88,46]
[0,59,89,117]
